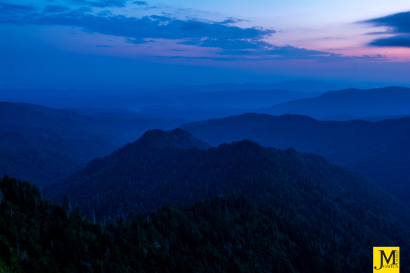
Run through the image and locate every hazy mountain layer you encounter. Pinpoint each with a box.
[0,102,186,187]
[321,114,410,122]
[259,86,410,118]
[161,80,351,93]
[181,113,410,203]
[176,89,320,109]
[0,131,116,186]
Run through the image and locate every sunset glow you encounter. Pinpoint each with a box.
[1,0,410,86]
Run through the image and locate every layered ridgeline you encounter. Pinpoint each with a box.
[0,102,185,187]
[181,113,410,203]
[5,176,409,273]
[136,89,320,121]
[258,86,410,119]
[45,129,410,271]
[132,86,323,119]
[162,80,342,93]
[175,89,320,109]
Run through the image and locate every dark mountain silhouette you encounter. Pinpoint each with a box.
[43,129,410,271]
[0,102,185,186]
[259,86,410,118]
[181,113,410,203]
[48,128,409,225]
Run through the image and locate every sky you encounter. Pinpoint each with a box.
[1,0,410,88]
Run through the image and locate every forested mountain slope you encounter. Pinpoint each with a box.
[51,129,410,222]
[1,175,301,273]
[2,173,410,272]
[44,129,410,272]
[181,113,410,203]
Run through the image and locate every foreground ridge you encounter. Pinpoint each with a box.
[2,174,410,272]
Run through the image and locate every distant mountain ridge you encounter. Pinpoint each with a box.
[163,80,354,93]
[259,86,410,118]
[0,80,331,113]
[0,102,109,140]
[15,102,187,141]
[177,89,321,109]
[0,102,186,186]
[321,114,410,122]
[141,86,410,121]
[66,107,166,120]
[181,113,410,203]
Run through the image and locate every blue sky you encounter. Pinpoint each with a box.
[1,0,410,87]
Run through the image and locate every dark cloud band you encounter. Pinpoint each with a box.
[365,11,410,47]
